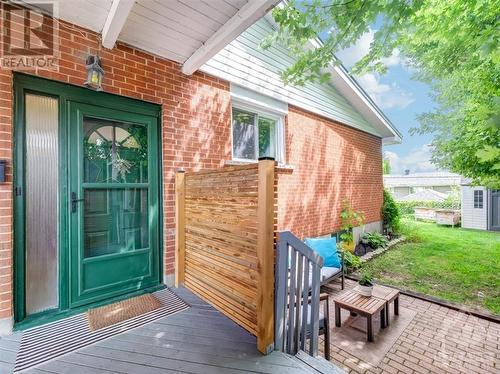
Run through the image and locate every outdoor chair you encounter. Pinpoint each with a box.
[303,237,345,290]
[319,250,345,290]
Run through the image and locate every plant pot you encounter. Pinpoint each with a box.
[358,284,373,297]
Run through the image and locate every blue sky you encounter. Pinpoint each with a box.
[336,30,439,175]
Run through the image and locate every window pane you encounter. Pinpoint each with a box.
[84,117,148,183]
[84,188,149,258]
[258,117,276,159]
[232,108,256,159]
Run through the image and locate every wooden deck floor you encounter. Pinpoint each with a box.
[0,287,331,373]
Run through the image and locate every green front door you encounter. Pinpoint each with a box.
[68,102,160,307]
[14,74,161,326]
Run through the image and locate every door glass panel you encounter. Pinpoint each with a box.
[25,94,59,315]
[83,117,148,183]
[84,188,149,258]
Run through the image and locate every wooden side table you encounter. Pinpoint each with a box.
[354,285,400,327]
[333,290,387,342]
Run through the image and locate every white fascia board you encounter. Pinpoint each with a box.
[306,38,402,143]
[181,0,281,75]
[382,135,403,145]
[101,0,135,49]
[330,63,402,142]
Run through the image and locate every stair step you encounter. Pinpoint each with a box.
[293,350,346,374]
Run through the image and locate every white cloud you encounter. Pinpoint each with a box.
[381,49,402,67]
[384,144,437,174]
[336,30,413,110]
[357,73,414,109]
[337,30,373,67]
[337,29,402,69]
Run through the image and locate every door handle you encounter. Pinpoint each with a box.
[71,192,84,213]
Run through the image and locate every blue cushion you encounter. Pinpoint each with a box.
[304,237,341,268]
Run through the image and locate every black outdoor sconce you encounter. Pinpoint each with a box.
[0,160,6,183]
[84,55,104,91]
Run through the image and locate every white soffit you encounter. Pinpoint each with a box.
[55,0,280,74]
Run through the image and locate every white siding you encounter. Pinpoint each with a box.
[201,18,382,137]
[461,186,488,230]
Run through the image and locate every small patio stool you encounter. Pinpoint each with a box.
[353,285,400,327]
[333,290,387,342]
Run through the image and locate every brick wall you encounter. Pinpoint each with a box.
[277,106,384,239]
[0,69,13,320]
[0,16,383,323]
[0,19,232,321]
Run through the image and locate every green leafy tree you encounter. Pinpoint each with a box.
[265,0,500,187]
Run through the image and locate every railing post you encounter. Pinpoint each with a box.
[274,233,288,352]
[175,170,186,287]
[257,158,275,354]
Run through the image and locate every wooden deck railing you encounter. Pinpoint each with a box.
[274,231,324,357]
[175,159,276,354]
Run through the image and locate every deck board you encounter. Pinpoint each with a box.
[0,287,319,373]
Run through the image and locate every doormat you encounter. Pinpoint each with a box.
[14,289,189,373]
[87,293,161,331]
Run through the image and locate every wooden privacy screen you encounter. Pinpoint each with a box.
[175,160,276,354]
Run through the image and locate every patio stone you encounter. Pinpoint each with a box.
[321,279,500,373]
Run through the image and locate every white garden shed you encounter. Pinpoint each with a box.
[461,183,500,231]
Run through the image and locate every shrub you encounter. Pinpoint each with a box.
[343,251,362,271]
[382,189,400,232]
[361,232,389,248]
[339,199,365,251]
[396,198,461,216]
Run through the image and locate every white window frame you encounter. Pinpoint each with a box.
[231,101,285,164]
[474,190,484,209]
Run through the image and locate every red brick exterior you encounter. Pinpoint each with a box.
[0,17,383,322]
[277,107,383,239]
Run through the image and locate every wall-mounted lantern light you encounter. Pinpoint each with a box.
[0,160,6,183]
[84,55,104,91]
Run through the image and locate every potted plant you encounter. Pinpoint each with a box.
[358,271,374,297]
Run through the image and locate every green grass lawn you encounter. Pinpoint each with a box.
[362,219,500,315]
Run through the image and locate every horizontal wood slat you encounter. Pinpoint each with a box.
[182,164,260,338]
[177,162,277,354]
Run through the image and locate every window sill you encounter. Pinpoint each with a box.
[224,159,294,173]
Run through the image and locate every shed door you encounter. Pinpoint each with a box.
[491,190,500,231]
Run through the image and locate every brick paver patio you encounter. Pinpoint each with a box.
[321,279,499,374]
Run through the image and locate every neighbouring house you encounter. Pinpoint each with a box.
[384,171,462,199]
[398,189,448,202]
[0,0,401,342]
[461,182,500,231]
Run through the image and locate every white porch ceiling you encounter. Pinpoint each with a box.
[54,0,279,73]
